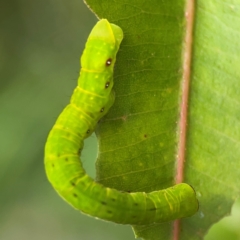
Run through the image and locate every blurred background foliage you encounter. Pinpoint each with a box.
[0,0,240,239]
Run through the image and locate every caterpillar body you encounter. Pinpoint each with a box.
[44,19,198,225]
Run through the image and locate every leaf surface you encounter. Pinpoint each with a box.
[84,0,240,239]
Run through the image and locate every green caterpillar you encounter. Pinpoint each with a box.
[44,19,198,225]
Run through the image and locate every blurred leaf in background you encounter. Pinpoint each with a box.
[0,0,133,239]
[205,200,240,240]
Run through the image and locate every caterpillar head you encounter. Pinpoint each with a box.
[80,19,123,72]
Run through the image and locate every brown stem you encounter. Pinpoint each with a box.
[173,0,195,239]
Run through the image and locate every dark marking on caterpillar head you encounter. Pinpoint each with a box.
[73,193,78,198]
[101,201,107,205]
[148,208,157,211]
[106,58,112,66]
[86,129,90,134]
[144,134,148,138]
[105,82,110,89]
[100,108,104,113]
[71,182,76,187]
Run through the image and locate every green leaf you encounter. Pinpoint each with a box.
[84,0,240,239]
[183,1,240,240]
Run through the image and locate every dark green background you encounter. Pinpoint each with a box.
[1,1,239,239]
